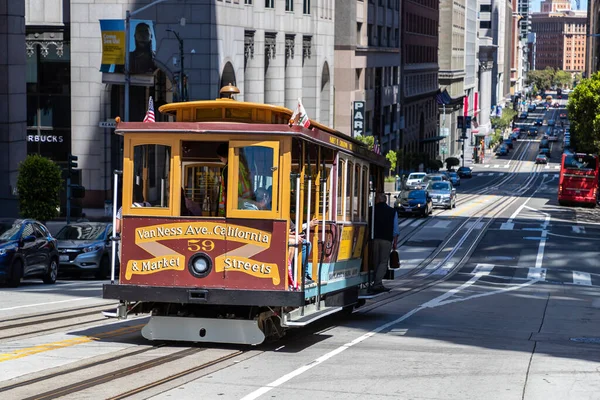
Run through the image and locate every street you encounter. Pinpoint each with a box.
[1,99,600,400]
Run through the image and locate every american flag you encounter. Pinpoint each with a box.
[143,96,155,123]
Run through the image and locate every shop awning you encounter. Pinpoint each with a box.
[436,89,464,106]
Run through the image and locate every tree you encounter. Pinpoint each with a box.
[526,69,553,91]
[16,155,63,222]
[355,134,374,151]
[385,151,397,176]
[566,73,600,154]
[445,157,460,170]
[553,70,571,88]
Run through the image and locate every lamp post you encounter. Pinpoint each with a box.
[166,29,185,101]
[124,0,170,122]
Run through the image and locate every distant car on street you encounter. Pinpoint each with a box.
[55,222,113,279]
[496,145,508,156]
[427,181,457,209]
[535,154,548,164]
[504,139,513,149]
[528,127,538,136]
[548,119,555,126]
[422,173,449,187]
[519,112,528,119]
[559,113,567,119]
[535,119,543,126]
[0,219,59,287]
[539,147,551,157]
[405,172,427,190]
[394,190,433,218]
[457,166,472,178]
[445,171,461,187]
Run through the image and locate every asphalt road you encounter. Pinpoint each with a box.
[1,96,599,399]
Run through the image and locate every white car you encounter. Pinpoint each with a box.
[405,172,427,189]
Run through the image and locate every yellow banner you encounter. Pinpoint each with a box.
[215,255,280,285]
[338,226,354,261]
[101,31,125,65]
[126,254,185,280]
[134,222,271,247]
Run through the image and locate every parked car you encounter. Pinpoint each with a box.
[404,172,428,190]
[519,112,528,119]
[539,147,551,157]
[457,166,472,178]
[504,138,513,149]
[547,119,555,126]
[445,171,461,187]
[510,132,519,142]
[535,119,543,126]
[535,154,548,164]
[528,127,538,136]
[55,222,113,279]
[428,181,457,210]
[394,190,433,218]
[559,113,567,119]
[496,145,508,156]
[0,219,59,287]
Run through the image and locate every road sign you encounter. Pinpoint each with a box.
[99,121,117,128]
[440,128,449,137]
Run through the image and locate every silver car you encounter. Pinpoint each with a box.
[427,181,457,209]
[55,222,113,279]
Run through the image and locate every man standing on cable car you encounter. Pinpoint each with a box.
[371,192,399,293]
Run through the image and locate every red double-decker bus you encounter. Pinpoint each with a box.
[558,153,599,207]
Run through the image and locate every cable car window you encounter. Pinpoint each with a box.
[362,167,368,220]
[353,163,360,221]
[132,144,171,208]
[346,161,353,220]
[337,159,345,218]
[236,145,274,211]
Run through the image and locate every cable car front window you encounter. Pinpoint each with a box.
[237,146,274,211]
[132,144,171,208]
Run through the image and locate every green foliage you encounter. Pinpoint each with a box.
[428,159,443,172]
[554,70,571,88]
[355,134,375,151]
[527,68,576,90]
[490,129,503,147]
[490,107,517,132]
[566,73,600,154]
[385,151,397,175]
[384,176,396,183]
[16,155,63,222]
[445,157,460,169]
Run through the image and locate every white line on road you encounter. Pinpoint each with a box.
[241,263,534,400]
[410,220,422,227]
[572,226,586,234]
[527,268,547,280]
[493,164,500,168]
[399,219,412,228]
[572,271,592,286]
[484,165,491,168]
[0,297,89,311]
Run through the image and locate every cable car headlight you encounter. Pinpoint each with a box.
[188,253,212,278]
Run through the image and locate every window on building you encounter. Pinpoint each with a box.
[355,69,362,90]
[286,0,293,11]
[377,25,383,46]
[357,22,363,45]
[303,0,311,14]
[265,0,274,8]
[480,4,491,12]
[368,24,373,46]
[480,21,491,29]
[245,0,252,3]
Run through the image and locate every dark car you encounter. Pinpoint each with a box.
[496,145,508,156]
[519,112,528,119]
[457,166,472,178]
[55,222,113,279]
[394,190,433,217]
[535,154,548,164]
[559,113,567,119]
[539,147,551,157]
[0,219,59,287]
[528,127,538,136]
[504,139,513,149]
[535,119,543,126]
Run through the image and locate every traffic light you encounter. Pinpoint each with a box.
[68,154,78,176]
[465,116,472,129]
[457,116,464,129]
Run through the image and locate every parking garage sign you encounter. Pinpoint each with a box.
[352,101,365,138]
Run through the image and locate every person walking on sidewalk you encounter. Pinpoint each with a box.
[371,192,400,292]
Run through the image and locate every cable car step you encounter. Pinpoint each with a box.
[282,303,343,327]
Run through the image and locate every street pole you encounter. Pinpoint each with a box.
[123,0,170,121]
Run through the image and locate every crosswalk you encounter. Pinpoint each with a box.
[473,172,559,178]
[457,263,600,287]
[477,164,560,171]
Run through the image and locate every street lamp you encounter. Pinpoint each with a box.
[166,29,185,101]
[124,0,170,122]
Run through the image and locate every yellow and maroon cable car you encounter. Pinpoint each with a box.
[103,86,388,344]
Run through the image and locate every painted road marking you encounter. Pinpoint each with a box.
[499,173,505,176]
[488,173,494,176]
[0,298,89,312]
[410,220,422,227]
[504,164,510,168]
[484,165,491,168]
[573,271,592,286]
[399,219,412,228]
[0,323,145,363]
[527,268,547,280]
[432,221,451,229]
[500,222,514,230]
[240,264,539,400]
[465,221,484,230]
[493,164,500,168]
[572,226,586,234]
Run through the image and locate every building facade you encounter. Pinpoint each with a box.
[586,0,599,75]
[333,0,401,155]
[401,0,440,162]
[438,0,466,160]
[0,1,27,216]
[2,0,335,215]
[531,0,587,73]
[477,0,497,138]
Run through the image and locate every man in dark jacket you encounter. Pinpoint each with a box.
[371,192,399,292]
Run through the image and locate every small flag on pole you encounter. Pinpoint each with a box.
[289,98,311,128]
[143,96,155,123]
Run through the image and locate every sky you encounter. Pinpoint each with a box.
[530,0,588,12]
